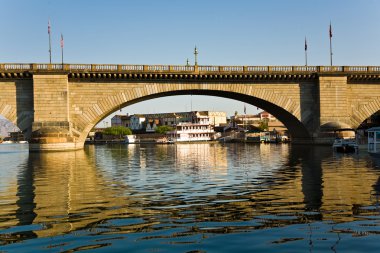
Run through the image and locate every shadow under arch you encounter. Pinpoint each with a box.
[84,89,311,143]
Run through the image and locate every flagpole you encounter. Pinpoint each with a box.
[48,19,52,64]
[305,49,308,66]
[61,34,64,65]
[329,22,333,66]
[49,34,52,64]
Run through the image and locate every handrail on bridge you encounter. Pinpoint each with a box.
[1,63,380,73]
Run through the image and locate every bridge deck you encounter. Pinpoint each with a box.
[1,64,380,82]
[1,63,380,74]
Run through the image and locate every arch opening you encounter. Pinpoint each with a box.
[0,115,22,143]
[85,90,311,143]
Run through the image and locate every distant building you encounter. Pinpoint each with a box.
[231,114,261,126]
[129,115,146,130]
[207,111,227,126]
[161,113,179,126]
[259,111,276,121]
[231,111,287,135]
[111,114,131,127]
[145,118,160,133]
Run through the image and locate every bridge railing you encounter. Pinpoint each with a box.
[1,64,32,70]
[2,63,380,74]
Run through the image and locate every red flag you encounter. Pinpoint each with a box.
[329,23,332,38]
[48,19,51,34]
[60,34,64,48]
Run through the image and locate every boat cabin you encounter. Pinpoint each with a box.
[367,127,380,157]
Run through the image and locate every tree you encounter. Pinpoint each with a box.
[103,126,132,137]
[258,120,268,131]
[155,125,174,134]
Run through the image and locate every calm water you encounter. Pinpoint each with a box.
[1,143,380,252]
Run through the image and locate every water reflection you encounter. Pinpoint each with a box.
[0,143,380,252]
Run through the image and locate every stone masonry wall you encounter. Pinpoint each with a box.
[0,79,33,133]
[33,74,69,123]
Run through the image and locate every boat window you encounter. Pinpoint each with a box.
[369,132,374,140]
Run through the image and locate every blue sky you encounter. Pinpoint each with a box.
[2,0,380,126]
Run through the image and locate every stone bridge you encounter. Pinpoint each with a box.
[1,63,380,151]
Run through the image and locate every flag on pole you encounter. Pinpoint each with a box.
[329,22,332,38]
[60,34,64,48]
[48,19,52,64]
[329,22,333,66]
[305,37,307,51]
[304,36,308,66]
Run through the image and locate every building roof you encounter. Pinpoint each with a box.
[132,114,146,118]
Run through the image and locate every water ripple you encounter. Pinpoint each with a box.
[0,144,380,252]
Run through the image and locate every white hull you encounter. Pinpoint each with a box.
[332,138,358,153]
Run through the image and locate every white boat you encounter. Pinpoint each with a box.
[332,137,358,153]
[332,128,358,153]
[125,135,137,143]
[167,122,215,142]
[367,127,380,157]
[1,140,14,144]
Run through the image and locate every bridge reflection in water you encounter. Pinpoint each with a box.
[0,143,380,251]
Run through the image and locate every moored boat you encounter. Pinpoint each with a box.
[125,135,137,143]
[332,128,358,153]
[332,137,358,153]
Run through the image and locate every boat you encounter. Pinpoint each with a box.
[167,121,215,142]
[332,137,358,153]
[1,140,14,144]
[125,135,137,143]
[367,127,380,157]
[332,128,358,153]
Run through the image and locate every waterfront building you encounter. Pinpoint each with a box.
[111,114,131,127]
[259,111,276,121]
[232,111,286,129]
[145,118,160,133]
[231,114,262,127]
[129,115,146,131]
[161,113,179,126]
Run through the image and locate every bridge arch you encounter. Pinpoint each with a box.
[72,82,312,143]
[0,104,17,126]
[351,98,380,129]
[0,79,34,137]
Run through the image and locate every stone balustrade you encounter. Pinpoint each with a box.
[2,63,380,74]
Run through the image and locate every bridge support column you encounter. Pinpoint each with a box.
[316,75,351,144]
[29,74,83,151]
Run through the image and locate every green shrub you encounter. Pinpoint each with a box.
[155,125,174,134]
[103,126,132,136]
